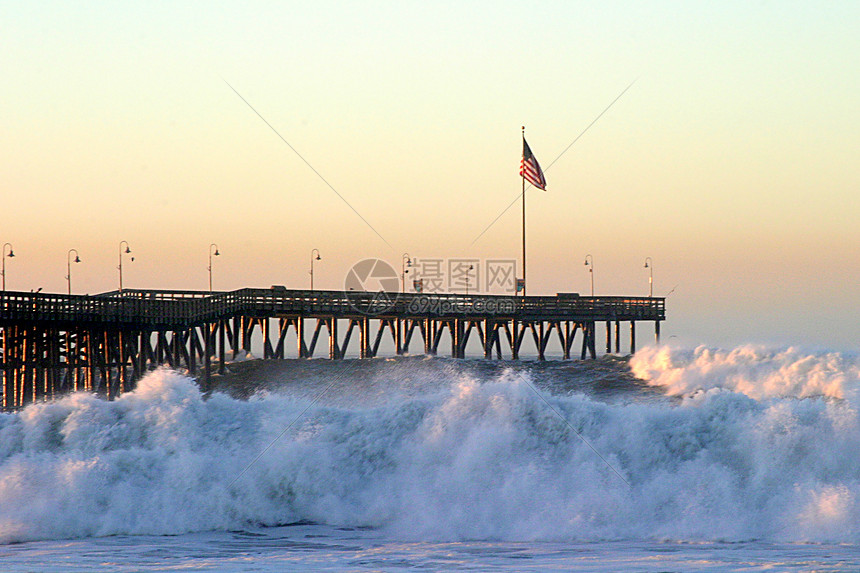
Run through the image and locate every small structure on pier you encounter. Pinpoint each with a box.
[0,288,665,410]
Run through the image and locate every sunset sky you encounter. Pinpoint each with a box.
[2,1,858,349]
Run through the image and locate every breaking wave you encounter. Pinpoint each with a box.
[1,348,860,544]
[631,345,860,400]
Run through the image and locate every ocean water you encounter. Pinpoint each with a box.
[2,346,860,571]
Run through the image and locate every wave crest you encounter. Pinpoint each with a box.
[631,345,860,400]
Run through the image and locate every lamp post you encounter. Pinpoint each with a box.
[1,243,14,291]
[118,241,133,292]
[208,243,220,292]
[644,257,653,298]
[465,264,474,295]
[584,254,594,297]
[310,249,321,290]
[401,253,411,293]
[66,249,81,295]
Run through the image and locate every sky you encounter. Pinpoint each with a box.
[2,1,858,350]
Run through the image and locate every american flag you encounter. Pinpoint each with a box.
[520,138,546,190]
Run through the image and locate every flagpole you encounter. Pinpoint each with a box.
[521,126,527,297]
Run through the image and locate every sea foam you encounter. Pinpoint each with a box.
[1,351,859,544]
[631,344,860,400]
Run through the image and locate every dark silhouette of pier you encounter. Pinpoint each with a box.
[0,288,665,410]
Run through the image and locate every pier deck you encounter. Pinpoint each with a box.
[1,288,665,409]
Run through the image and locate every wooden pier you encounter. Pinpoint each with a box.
[0,288,665,410]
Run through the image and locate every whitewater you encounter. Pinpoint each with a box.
[2,346,860,571]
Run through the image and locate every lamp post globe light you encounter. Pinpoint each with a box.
[401,253,411,293]
[208,244,220,292]
[584,254,594,297]
[644,257,653,298]
[1,243,14,291]
[66,249,81,295]
[310,249,321,290]
[118,241,133,292]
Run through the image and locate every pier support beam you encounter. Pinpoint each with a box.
[297,317,306,358]
[360,317,369,359]
[218,320,226,373]
[630,321,636,354]
[203,323,212,392]
[330,318,339,359]
[605,321,612,354]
